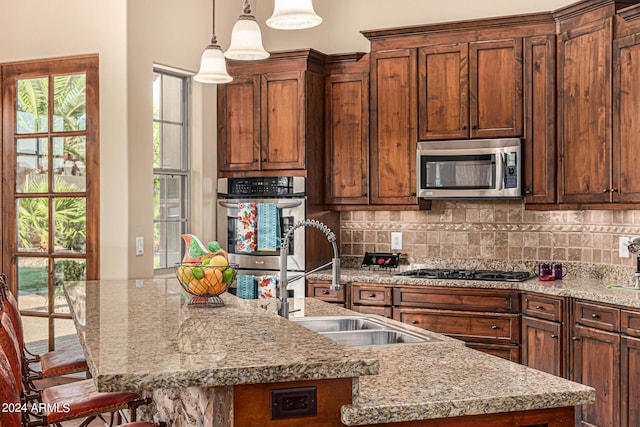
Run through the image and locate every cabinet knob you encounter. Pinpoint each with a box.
[602,188,610,193]
[611,188,618,193]
[491,325,498,330]
[322,290,330,295]
[591,313,599,319]
[572,336,580,341]
[411,320,418,325]
[252,158,258,163]
[551,334,558,339]
[460,125,466,130]
[262,158,267,162]
[471,125,477,130]
[368,293,376,298]
[535,305,543,310]
[525,188,532,195]
[362,193,368,197]
[410,192,416,197]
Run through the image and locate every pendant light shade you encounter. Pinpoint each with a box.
[266,0,322,30]
[225,1,269,60]
[194,36,233,84]
[194,0,232,84]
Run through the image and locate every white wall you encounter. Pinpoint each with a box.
[216,0,577,54]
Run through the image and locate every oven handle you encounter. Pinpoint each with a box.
[217,200,304,209]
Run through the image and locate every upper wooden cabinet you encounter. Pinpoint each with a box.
[370,49,418,205]
[418,39,523,140]
[523,35,557,204]
[324,54,370,206]
[217,50,325,176]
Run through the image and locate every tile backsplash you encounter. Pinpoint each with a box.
[339,200,640,267]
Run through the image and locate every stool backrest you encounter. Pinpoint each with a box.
[0,291,24,353]
[0,346,21,427]
[0,313,22,394]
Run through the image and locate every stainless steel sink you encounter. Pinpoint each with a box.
[291,315,443,346]
[322,330,442,346]
[292,316,386,333]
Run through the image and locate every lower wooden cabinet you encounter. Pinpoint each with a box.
[573,323,620,427]
[464,342,520,362]
[521,316,562,376]
[621,335,640,427]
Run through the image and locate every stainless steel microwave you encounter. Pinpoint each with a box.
[417,138,521,199]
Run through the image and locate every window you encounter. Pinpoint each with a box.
[153,68,189,272]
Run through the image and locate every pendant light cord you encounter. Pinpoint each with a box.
[210,0,217,45]
[243,0,250,15]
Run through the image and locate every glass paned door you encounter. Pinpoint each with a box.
[2,56,99,352]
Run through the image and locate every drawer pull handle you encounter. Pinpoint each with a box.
[322,290,330,295]
[369,293,376,298]
[491,325,498,330]
[411,320,418,324]
[551,334,558,339]
[591,314,599,319]
[535,305,543,310]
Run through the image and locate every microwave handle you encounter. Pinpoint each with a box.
[218,200,304,209]
[496,153,506,191]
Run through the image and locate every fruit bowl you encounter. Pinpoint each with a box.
[175,262,238,307]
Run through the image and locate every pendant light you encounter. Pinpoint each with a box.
[225,0,269,60]
[194,0,232,84]
[266,0,322,30]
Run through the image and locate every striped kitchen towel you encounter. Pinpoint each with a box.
[236,275,257,299]
[257,203,281,252]
[257,275,278,299]
[236,202,257,253]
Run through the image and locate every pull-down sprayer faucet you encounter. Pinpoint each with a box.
[279,220,340,319]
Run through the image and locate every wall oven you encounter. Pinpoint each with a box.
[417,138,521,199]
[216,176,306,297]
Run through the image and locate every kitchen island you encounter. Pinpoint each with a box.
[63,279,594,426]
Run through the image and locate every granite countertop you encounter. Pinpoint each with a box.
[302,297,594,425]
[309,266,640,309]
[62,279,378,392]
[64,279,594,426]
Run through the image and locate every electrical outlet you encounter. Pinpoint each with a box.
[136,237,144,256]
[391,232,402,250]
[620,236,630,258]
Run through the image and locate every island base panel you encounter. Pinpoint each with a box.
[233,378,353,426]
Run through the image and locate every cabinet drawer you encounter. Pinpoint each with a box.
[393,307,520,344]
[351,304,393,319]
[393,286,520,313]
[522,293,563,322]
[465,342,520,363]
[574,300,620,332]
[351,283,392,306]
[307,281,346,304]
[621,309,640,338]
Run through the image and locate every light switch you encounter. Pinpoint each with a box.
[136,237,144,256]
[620,236,630,258]
[391,232,402,250]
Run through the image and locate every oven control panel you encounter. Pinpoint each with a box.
[218,177,305,198]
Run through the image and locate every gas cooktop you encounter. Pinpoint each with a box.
[395,268,534,282]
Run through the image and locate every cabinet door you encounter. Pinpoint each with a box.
[573,324,620,427]
[558,19,613,203]
[217,76,261,172]
[521,316,562,377]
[261,71,305,170]
[325,73,369,204]
[469,39,523,138]
[523,35,556,204]
[418,43,469,140]
[613,33,640,203]
[621,335,640,427]
[370,49,417,205]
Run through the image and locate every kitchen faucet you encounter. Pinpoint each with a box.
[279,219,341,319]
[628,237,640,289]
